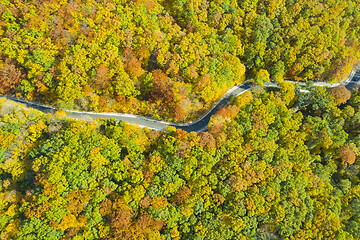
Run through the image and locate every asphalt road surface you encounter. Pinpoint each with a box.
[3,71,359,133]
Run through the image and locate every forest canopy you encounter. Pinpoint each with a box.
[0,83,360,239]
[1,0,360,121]
[1,0,360,237]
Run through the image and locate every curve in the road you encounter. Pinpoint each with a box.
[2,70,359,133]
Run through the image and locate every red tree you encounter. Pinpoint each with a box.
[338,146,356,165]
[329,85,351,106]
[0,58,22,94]
[199,132,216,149]
[150,69,174,102]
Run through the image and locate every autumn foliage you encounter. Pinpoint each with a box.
[0,0,360,238]
[338,146,356,165]
[329,85,352,106]
[0,59,22,94]
[1,84,360,239]
[0,0,358,122]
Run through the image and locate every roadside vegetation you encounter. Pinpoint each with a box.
[1,84,360,239]
[1,0,360,121]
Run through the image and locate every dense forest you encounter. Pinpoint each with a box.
[1,0,360,239]
[1,0,360,121]
[0,83,360,239]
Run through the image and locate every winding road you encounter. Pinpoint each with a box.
[3,70,360,133]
